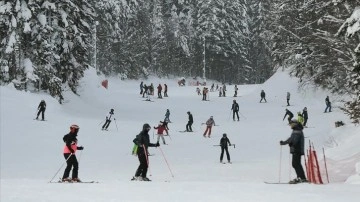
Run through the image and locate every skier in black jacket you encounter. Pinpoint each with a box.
[231,100,239,121]
[283,109,294,124]
[280,119,307,184]
[132,123,159,181]
[302,107,308,127]
[186,111,193,132]
[220,133,232,163]
[36,100,46,120]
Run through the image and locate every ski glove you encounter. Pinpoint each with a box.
[77,146,84,150]
[280,141,285,145]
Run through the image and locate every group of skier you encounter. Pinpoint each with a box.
[140,82,168,100]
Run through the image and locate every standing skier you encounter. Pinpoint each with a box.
[222,84,226,97]
[280,119,307,184]
[186,111,193,132]
[324,96,332,113]
[157,84,162,98]
[283,109,294,124]
[36,100,46,120]
[164,84,168,97]
[202,87,208,101]
[231,100,240,121]
[142,84,148,98]
[164,109,171,123]
[203,116,216,138]
[220,133,232,163]
[287,92,291,106]
[260,90,267,103]
[102,109,115,130]
[62,124,84,182]
[140,81,144,95]
[234,85,238,97]
[154,121,168,145]
[132,123,159,181]
[302,107,308,127]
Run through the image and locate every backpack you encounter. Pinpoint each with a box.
[132,135,140,156]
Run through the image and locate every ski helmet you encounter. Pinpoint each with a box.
[223,133,227,137]
[143,123,151,131]
[70,124,80,133]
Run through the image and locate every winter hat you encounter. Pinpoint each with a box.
[223,133,227,137]
[70,124,80,133]
[143,123,151,131]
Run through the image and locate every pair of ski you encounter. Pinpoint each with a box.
[50,179,98,183]
[179,130,194,133]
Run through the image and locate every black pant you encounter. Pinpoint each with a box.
[292,153,306,180]
[220,146,230,161]
[158,91,162,98]
[186,121,193,131]
[135,152,148,178]
[37,108,45,120]
[62,154,79,179]
[164,91,168,97]
[287,99,290,106]
[202,94,207,100]
[102,120,111,129]
[303,118,308,127]
[233,111,239,121]
[234,91,237,97]
[260,97,267,102]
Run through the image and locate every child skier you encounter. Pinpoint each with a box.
[203,116,216,138]
[154,121,168,145]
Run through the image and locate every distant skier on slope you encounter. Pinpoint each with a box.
[231,100,240,121]
[102,109,116,130]
[324,96,332,113]
[280,119,308,184]
[286,92,291,106]
[132,123,159,181]
[220,133,232,163]
[35,100,46,120]
[164,109,171,123]
[186,111,193,132]
[203,116,215,138]
[234,85,238,97]
[154,121,168,145]
[259,90,267,103]
[283,109,294,124]
[302,107,308,127]
[164,84,168,97]
[62,124,84,182]
[157,84,162,98]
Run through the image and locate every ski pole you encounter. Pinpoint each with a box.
[114,119,119,131]
[142,144,151,176]
[167,133,172,140]
[239,111,247,120]
[48,154,72,183]
[158,146,174,178]
[98,121,103,126]
[322,147,329,183]
[279,145,283,183]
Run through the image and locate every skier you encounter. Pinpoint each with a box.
[203,116,215,138]
[260,90,267,103]
[202,87,208,101]
[186,111,193,132]
[102,109,115,130]
[140,81,144,95]
[287,92,291,106]
[149,83,154,95]
[234,85,238,97]
[157,84,162,98]
[62,124,84,182]
[132,123,159,181]
[280,119,308,184]
[283,109,294,124]
[219,87,223,97]
[196,87,201,95]
[154,121,168,145]
[164,109,171,123]
[210,83,215,92]
[35,100,46,120]
[220,133,232,163]
[324,96,332,113]
[216,84,219,91]
[302,107,308,127]
[231,100,240,121]
[222,84,226,97]
[142,84,148,98]
[164,84,168,97]
[297,112,304,126]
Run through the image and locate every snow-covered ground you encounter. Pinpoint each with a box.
[1,68,359,202]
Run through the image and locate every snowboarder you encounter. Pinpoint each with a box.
[154,121,168,145]
[157,84,162,98]
[102,109,115,130]
[186,111,193,132]
[164,109,171,123]
[35,100,46,120]
[280,119,307,184]
[297,112,304,126]
[324,96,332,113]
[283,109,294,124]
[132,123,159,181]
[231,100,240,121]
[140,81,144,95]
[62,124,84,182]
[302,107,308,127]
[286,92,291,106]
[164,84,168,97]
[220,133,232,163]
[203,116,215,138]
[234,85,238,97]
[260,90,267,103]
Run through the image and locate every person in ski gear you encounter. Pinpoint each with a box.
[286,92,291,106]
[231,100,240,121]
[222,84,226,97]
[234,85,238,97]
[202,87,208,101]
[102,109,115,130]
[260,90,267,103]
[220,133,232,163]
[203,116,215,137]
[164,84,168,97]
[132,123,159,181]
[219,87,223,97]
[36,100,46,120]
[210,83,215,92]
[164,109,171,123]
[154,121,168,145]
[324,96,331,113]
[140,81,144,95]
[196,87,202,95]
[142,84,148,98]
[283,109,294,124]
[62,124,84,182]
[149,83,154,95]
[302,107,308,127]
[297,112,304,126]
[280,119,307,184]
[186,111,193,132]
[157,84,162,98]
[216,84,219,91]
